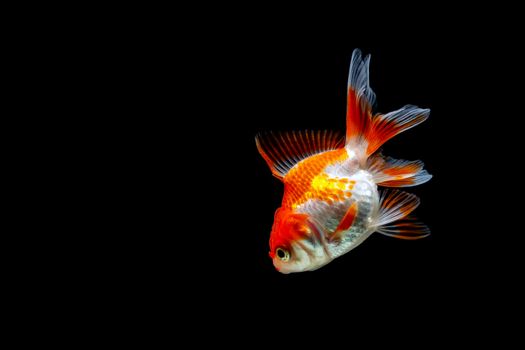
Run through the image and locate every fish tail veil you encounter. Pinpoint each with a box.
[367,153,432,187]
[345,49,430,160]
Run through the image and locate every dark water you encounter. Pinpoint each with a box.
[112,33,521,339]
[217,42,519,311]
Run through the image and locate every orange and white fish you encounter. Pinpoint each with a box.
[256,49,432,274]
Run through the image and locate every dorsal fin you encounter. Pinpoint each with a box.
[255,130,344,180]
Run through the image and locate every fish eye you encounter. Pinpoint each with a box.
[276,247,290,262]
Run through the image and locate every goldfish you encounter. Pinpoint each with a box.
[256,49,432,274]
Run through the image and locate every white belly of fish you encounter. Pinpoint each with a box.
[295,170,379,261]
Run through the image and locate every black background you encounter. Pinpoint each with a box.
[22,8,523,345]
[117,23,522,334]
[237,47,492,265]
[191,37,521,314]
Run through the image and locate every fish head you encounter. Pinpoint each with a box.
[269,208,330,274]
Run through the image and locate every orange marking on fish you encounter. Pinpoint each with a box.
[282,149,349,208]
[383,164,420,176]
[336,202,358,232]
[381,179,415,187]
[346,88,373,141]
[269,208,311,253]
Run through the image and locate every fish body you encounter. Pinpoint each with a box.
[256,49,432,273]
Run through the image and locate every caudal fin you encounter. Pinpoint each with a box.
[367,153,432,187]
[345,49,430,158]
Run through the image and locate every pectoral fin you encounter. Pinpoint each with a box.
[331,202,358,242]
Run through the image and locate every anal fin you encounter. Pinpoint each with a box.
[375,189,430,239]
[377,217,430,240]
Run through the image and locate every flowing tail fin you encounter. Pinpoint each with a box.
[345,49,430,161]
[367,153,432,187]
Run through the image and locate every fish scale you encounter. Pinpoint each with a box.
[323,173,378,259]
